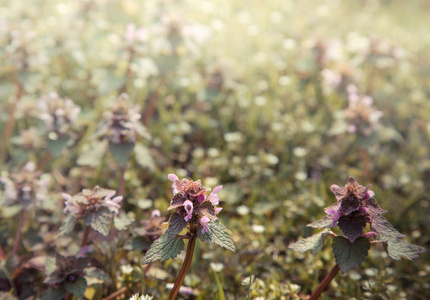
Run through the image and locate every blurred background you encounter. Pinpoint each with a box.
[1,0,430,299]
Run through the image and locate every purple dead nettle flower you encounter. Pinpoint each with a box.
[38,92,81,137]
[136,209,166,240]
[167,173,223,234]
[62,186,123,219]
[344,85,383,136]
[102,93,142,144]
[0,162,50,209]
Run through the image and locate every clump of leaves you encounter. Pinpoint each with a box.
[289,176,426,299]
[141,174,235,300]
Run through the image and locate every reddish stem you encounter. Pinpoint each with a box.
[118,167,126,198]
[142,76,165,126]
[102,286,127,300]
[309,264,340,300]
[169,230,197,300]
[12,210,26,256]
[81,226,91,248]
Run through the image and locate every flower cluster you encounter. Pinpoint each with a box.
[38,92,81,137]
[101,93,142,144]
[324,176,387,242]
[135,209,166,240]
[343,85,383,136]
[167,174,222,234]
[62,186,122,219]
[0,162,50,209]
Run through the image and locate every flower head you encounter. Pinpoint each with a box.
[167,174,223,234]
[62,186,123,219]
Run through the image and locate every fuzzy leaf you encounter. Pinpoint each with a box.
[307,215,333,228]
[341,199,360,215]
[195,201,217,220]
[135,143,156,171]
[338,214,367,242]
[83,207,112,236]
[332,236,371,274]
[370,214,405,238]
[43,287,66,300]
[77,140,107,167]
[167,213,188,240]
[365,198,387,215]
[288,231,331,255]
[57,214,75,237]
[168,193,186,210]
[380,236,426,260]
[141,233,185,264]
[109,141,135,167]
[64,277,87,299]
[197,220,235,252]
[85,267,111,285]
[114,211,132,230]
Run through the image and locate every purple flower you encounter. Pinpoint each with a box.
[184,200,194,221]
[199,216,210,234]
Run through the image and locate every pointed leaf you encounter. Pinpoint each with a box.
[85,267,111,285]
[168,193,186,210]
[338,214,367,242]
[198,220,235,252]
[141,233,185,264]
[167,213,188,240]
[307,215,333,228]
[365,198,387,215]
[83,207,112,236]
[47,136,71,157]
[195,201,217,220]
[64,277,87,299]
[370,214,405,238]
[380,235,426,260]
[57,214,75,237]
[288,231,331,255]
[332,236,371,274]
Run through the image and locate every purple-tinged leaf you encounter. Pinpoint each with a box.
[57,214,74,237]
[379,235,426,260]
[288,231,331,255]
[168,193,186,210]
[141,233,185,264]
[341,198,360,215]
[332,236,371,274]
[365,198,387,215]
[307,215,333,228]
[370,214,405,238]
[197,220,235,252]
[167,213,188,240]
[338,214,367,242]
[194,201,217,220]
[83,206,112,236]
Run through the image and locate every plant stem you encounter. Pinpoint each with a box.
[81,226,90,248]
[169,231,197,300]
[12,210,25,256]
[102,286,127,300]
[309,264,340,300]
[118,167,126,198]
[142,76,165,126]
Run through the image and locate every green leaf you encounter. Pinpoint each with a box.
[370,214,405,238]
[332,236,371,274]
[114,211,133,231]
[45,256,56,275]
[64,277,87,299]
[43,287,66,300]
[77,140,107,167]
[380,235,426,261]
[125,236,153,251]
[307,215,333,228]
[57,214,75,237]
[47,136,71,157]
[167,213,188,240]
[197,220,235,252]
[135,143,156,171]
[83,207,112,236]
[108,141,135,167]
[141,233,185,264]
[338,214,367,242]
[85,267,111,285]
[288,231,331,255]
